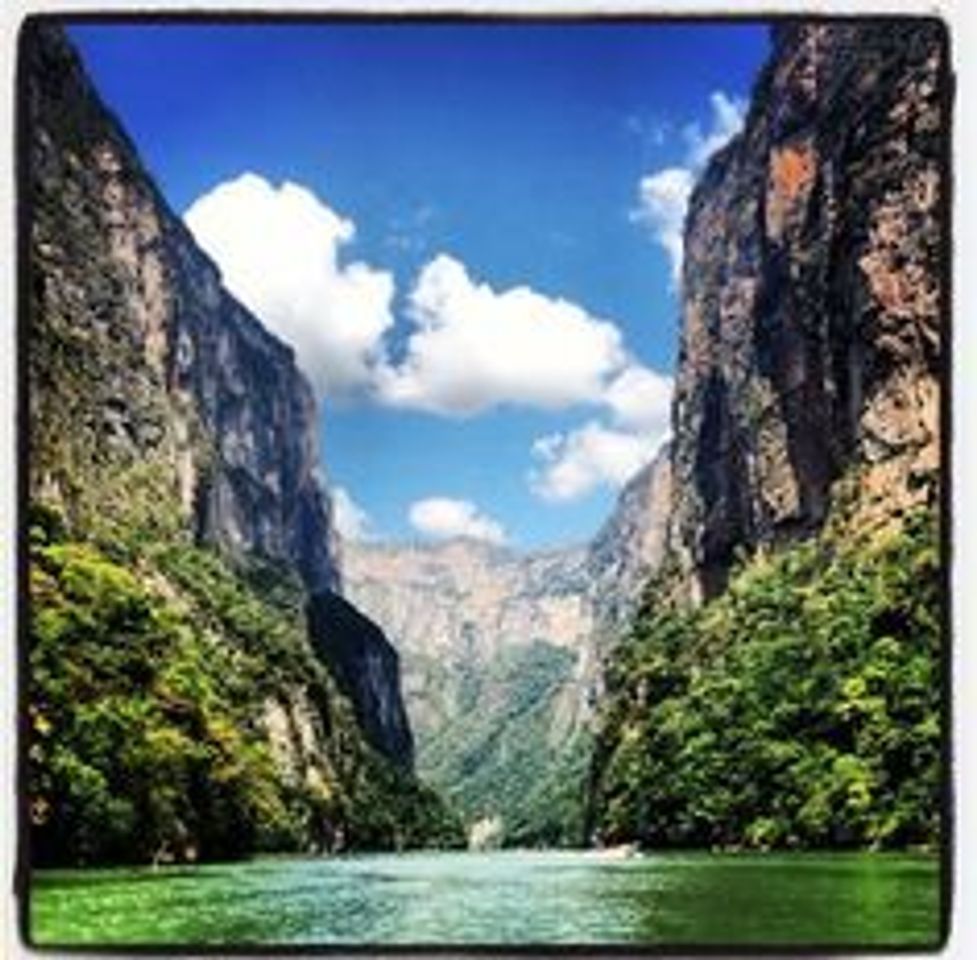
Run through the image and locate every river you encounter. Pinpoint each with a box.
[30,849,941,948]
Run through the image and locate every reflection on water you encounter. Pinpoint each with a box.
[31,849,941,948]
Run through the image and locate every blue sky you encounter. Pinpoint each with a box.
[69,21,769,549]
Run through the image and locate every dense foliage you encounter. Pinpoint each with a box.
[419,639,589,848]
[589,508,942,851]
[28,504,462,866]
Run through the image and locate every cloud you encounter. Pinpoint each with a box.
[529,362,671,502]
[408,497,507,545]
[632,168,695,286]
[376,254,627,416]
[184,172,394,398]
[684,91,748,168]
[332,486,373,541]
[632,90,747,285]
[530,420,666,503]
[603,363,673,432]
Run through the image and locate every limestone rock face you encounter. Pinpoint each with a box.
[668,21,945,600]
[586,445,673,629]
[342,538,596,743]
[26,22,337,592]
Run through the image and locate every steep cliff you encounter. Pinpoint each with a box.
[586,445,672,629]
[668,21,945,600]
[26,20,337,591]
[588,20,946,853]
[24,22,454,863]
[307,592,414,766]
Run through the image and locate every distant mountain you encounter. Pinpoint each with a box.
[341,449,672,844]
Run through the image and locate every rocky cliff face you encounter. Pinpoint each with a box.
[25,23,425,851]
[668,21,945,600]
[307,592,414,766]
[585,445,672,628]
[26,22,337,592]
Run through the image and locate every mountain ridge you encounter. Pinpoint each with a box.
[341,442,672,841]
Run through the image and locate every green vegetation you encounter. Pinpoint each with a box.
[589,508,942,851]
[419,639,589,847]
[28,503,462,866]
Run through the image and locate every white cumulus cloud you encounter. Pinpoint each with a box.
[530,421,664,503]
[632,167,695,286]
[332,486,373,541]
[684,91,748,169]
[632,90,747,285]
[530,362,671,502]
[184,172,394,398]
[376,254,626,416]
[603,363,673,433]
[408,497,507,545]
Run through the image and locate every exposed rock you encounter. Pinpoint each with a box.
[26,22,337,591]
[668,21,945,600]
[306,592,414,767]
[342,537,595,745]
[25,23,431,853]
[586,444,672,629]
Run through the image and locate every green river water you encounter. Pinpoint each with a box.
[30,849,942,948]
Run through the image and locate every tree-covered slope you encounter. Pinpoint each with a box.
[417,639,589,848]
[589,502,941,851]
[27,473,463,866]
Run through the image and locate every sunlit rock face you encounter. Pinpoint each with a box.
[585,444,673,629]
[668,21,945,601]
[27,22,338,593]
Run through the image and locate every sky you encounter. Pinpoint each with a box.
[69,20,769,550]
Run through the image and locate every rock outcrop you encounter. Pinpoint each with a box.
[585,444,672,628]
[26,21,337,592]
[668,21,945,600]
[307,592,414,767]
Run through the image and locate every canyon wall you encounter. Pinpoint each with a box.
[25,23,433,859]
[668,21,945,600]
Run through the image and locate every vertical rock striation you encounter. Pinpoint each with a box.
[26,21,337,592]
[668,21,945,600]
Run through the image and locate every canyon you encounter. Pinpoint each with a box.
[341,447,672,840]
[23,16,946,865]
